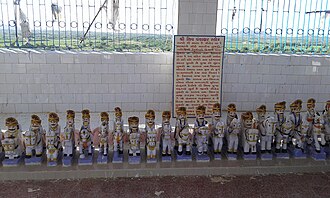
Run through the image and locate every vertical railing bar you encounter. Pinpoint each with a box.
[300,0,308,51]
[326,0,330,52]
[129,0,132,51]
[306,0,312,51]
[63,0,68,49]
[283,0,290,52]
[226,0,230,50]
[93,0,96,50]
[38,0,43,48]
[229,1,234,50]
[294,0,301,52]
[322,0,329,53]
[0,1,6,47]
[311,0,318,52]
[256,0,261,51]
[315,0,322,51]
[7,0,12,46]
[252,0,258,50]
[248,0,253,50]
[290,0,297,52]
[241,0,247,50]
[235,0,241,51]
[273,0,279,51]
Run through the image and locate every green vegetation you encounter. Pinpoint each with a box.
[0,30,173,52]
[1,30,329,54]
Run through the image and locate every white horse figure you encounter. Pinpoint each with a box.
[260,116,275,153]
[313,113,326,152]
[244,120,259,154]
[23,129,43,158]
[323,111,330,143]
[227,118,241,153]
[1,138,21,159]
[46,131,58,162]
[129,132,140,156]
[197,126,209,155]
[61,125,74,157]
[276,116,292,152]
[213,120,225,154]
[146,131,157,159]
[113,123,123,153]
[99,123,109,156]
[79,128,92,158]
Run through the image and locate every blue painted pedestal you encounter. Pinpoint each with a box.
[312,147,327,161]
[2,155,23,167]
[25,156,43,165]
[128,155,141,164]
[275,152,290,159]
[175,149,192,162]
[112,151,124,163]
[62,156,73,167]
[78,153,94,165]
[97,152,109,164]
[243,153,257,160]
[260,152,273,160]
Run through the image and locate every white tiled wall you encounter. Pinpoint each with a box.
[178,0,218,35]
[1,49,330,113]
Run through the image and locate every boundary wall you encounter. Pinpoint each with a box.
[1,49,329,113]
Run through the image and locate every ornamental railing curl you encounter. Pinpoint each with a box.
[0,0,177,52]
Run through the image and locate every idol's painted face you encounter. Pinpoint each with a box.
[67,118,74,126]
[197,112,205,120]
[257,112,266,119]
[8,125,18,132]
[213,112,221,121]
[50,120,58,128]
[147,117,155,126]
[244,119,253,128]
[276,108,284,115]
[83,118,89,126]
[229,111,236,118]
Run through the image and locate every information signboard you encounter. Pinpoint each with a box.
[173,35,225,117]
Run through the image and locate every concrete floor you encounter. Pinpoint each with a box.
[0,172,329,198]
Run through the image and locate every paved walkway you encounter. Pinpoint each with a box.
[1,172,329,197]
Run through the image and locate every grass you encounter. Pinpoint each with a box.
[0,31,329,54]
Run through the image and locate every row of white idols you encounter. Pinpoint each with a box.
[1,100,330,165]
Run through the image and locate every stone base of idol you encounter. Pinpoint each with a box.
[146,157,157,163]
[62,156,74,167]
[128,154,141,164]
[175,148,192,162]
[47,160,58,167]
[260,151,273,160]
[112,151,124,163]
[24,156,43,165]
[288,147,307,159]
[78,153,94,165]
[196,152,210,162]
[2,155,23,167]
[275,151,290,159]
[325,146,330,158]
[312,147,327,161]
[213,152,224,160]
[97,152,109,164]
[161,154,172,162]
[226,153,238,160]
[243,153,257,160]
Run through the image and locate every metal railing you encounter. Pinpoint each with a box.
[217,0,330,54]
[0,0,177,52]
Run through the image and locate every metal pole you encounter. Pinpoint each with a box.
[80,0,108,44]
